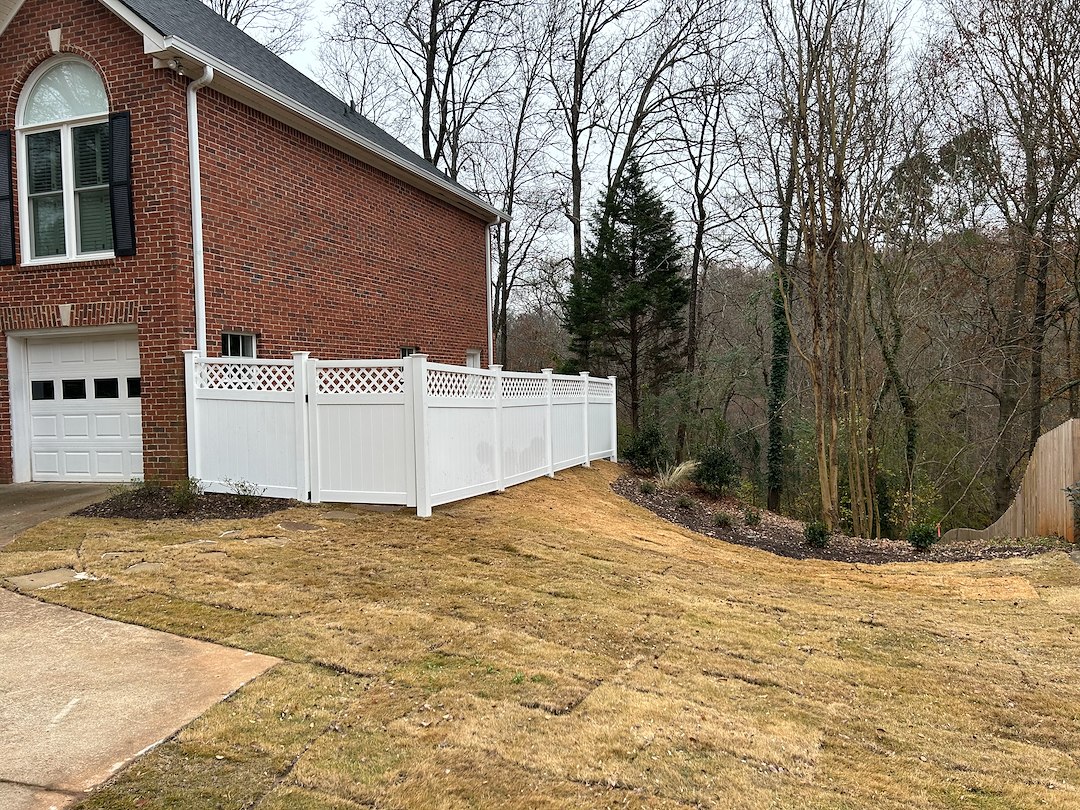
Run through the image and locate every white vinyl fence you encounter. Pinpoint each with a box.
[184,351,617,516]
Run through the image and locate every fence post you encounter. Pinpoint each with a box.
[491,364,505,491]
[291,354,313,501]
[183,350,201,481]
[542,368,554,477]
[410,354,432,517]
[580,371,591,468]
[608,375,618,462]
[305,355,322,504]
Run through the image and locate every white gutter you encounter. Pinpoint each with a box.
[486,225,495,366]
[186,65,214,355]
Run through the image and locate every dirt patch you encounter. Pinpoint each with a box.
[74,486,295,521]
[611,474,1072,564]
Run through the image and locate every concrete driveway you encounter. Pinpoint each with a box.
[0,483,279,809]
[0,589,278,810]
[0,483,112,550]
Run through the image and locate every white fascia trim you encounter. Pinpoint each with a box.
[157,37,506,225]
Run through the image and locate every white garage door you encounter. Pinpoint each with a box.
[26,333,143,482]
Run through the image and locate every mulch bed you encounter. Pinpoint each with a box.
[612,474,1073,565]
[74,485,295,521]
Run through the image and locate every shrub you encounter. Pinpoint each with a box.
[224,478,267,508]
[804,520,829,548]
[691,446,738,496]
[744,507,761,527]
[907,523,937,551]
[623,424,671,473]
[170,477,204,513]
[676,494,695,509]
[639,480,657,495]
[714,512,732,529]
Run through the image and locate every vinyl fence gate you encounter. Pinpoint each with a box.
[184,352,618,516]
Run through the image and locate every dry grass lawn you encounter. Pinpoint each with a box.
[4,462,1080,809]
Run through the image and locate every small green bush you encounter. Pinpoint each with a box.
[639,480,657,495]
[714,512,733,529]
[170,477,204,512]
[804,520,829,548]
[743,507,761,527]
[676,494,695,509]
[623,424,671,473]
[691,445,738,495]
[907,523,937,551]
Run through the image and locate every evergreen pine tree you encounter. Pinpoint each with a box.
[564,159,689,430]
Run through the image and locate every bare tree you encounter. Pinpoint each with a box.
[326,0,515,180]
[204,0,309,55]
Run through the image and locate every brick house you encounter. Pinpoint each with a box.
[0,0,502,484]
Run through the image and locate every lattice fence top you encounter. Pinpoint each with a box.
[318,365,404,395]
[198,361,294,391]
[428,368,495,399]
[503,375,548,398]
[588,378,615,399]
[552,377,585,398]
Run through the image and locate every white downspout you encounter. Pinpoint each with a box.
[486,224,495,367]
[187,65,214,355]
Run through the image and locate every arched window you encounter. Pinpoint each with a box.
[17,58,113,261]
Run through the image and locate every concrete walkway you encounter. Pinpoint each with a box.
[0,483,112,550]
[0,589,278,810]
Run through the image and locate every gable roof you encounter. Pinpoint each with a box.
[0,0,503,223]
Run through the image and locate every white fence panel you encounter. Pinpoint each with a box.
[425,364,499,507]
[185,354,305,499]
[310,362,412,505]
[185,352,618,516]
[501,371,549,486]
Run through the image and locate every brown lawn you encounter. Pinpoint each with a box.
[3,462,1079,809]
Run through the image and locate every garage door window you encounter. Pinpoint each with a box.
[62,379,87,399]
[31,380,54,400]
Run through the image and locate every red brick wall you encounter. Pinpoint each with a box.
[0,0,490,484]
[0,0,192,483]
[197,92,490,363]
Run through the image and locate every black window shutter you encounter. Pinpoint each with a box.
[108,112,136,257]
[0,130,14,266]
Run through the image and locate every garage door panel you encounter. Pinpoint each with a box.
[26,332,143,483]
[31,415,58,439]
[32,451,60,475]
[62,414,91,438]
[93,414,123,439]
[62,452,91,476]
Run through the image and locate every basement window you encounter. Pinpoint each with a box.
[399,346,419,358]
[222,333,257,358]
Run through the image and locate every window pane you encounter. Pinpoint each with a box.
[31,380,55,400]
[27,130,62,194]
[22,61,108,126]
[31,194,65,258]
[94,378,119,398]
[127,377,141,398]
[62,379,86,399]
[73,123,109,188]
[222,333,255,357]
[77,188,113,253]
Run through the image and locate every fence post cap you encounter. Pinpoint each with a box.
[183,349,203,358]
[489,364,503,371]
[541,368,553,375]
[579,370,590,378]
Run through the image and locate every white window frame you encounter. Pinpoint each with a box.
[15,56,114,266]
[465,349,481,368]
[222,332,257,358]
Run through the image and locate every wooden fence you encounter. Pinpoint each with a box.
[944,419,1080,543]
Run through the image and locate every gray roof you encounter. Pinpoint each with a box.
[117,0,495,218]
